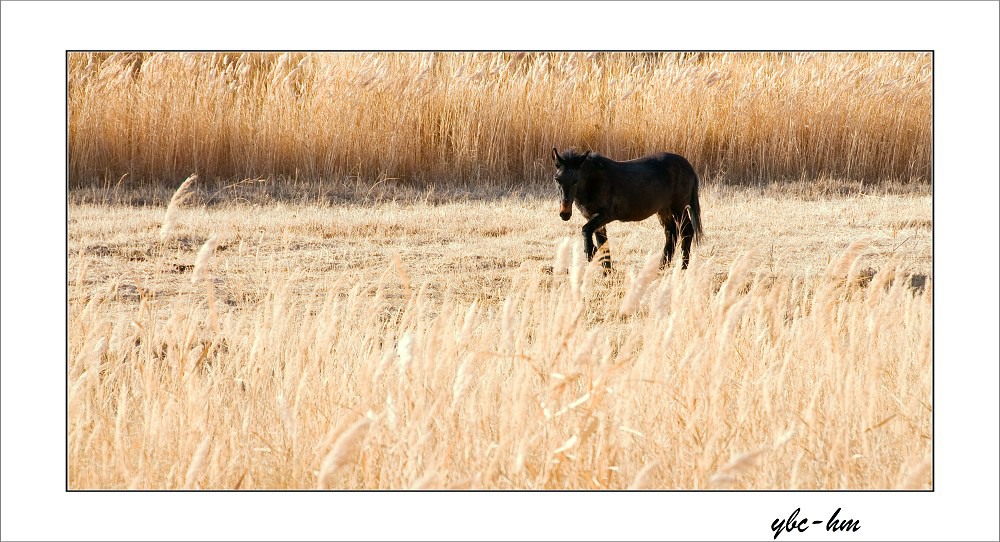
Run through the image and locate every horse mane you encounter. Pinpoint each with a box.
[559,148,600,166]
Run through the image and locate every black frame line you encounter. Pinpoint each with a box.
[65,48,934,494]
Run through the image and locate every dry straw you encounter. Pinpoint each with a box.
[410,470,439,490]
[628,461,659,490]
[69,52,931,189]
[183,435,212,489]
[159,174,197,240]
[553,237,572,275]
[709,449,768,488]
[68,199,931,489]
[317,416,372,489]
[899,455,932,489]
[619,250,662,316]
[191,234,219,284]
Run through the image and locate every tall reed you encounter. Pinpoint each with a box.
[68,239,932,489]
[68,52,931,189]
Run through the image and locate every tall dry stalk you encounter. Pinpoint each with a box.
[69,52,931,189]
[159,174,196,240]
[191,233,219,283]
[67,196,932,490]
[183,436,212,489]
[317,417,372,489]
[619,250,662,316]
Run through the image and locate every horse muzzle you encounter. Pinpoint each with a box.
[559,201,573,221]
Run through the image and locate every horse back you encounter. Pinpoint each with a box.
[600,153,696,220]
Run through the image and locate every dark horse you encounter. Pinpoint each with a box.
[552,148,703,269]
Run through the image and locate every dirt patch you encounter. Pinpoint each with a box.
[887,219,932,230]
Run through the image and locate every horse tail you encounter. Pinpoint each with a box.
[688,174,704,244]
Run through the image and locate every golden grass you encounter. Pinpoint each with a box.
[68,52,931,189]
[67,186,931,489]
[159,174,196,240]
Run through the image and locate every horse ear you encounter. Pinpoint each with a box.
[582,150,590,160]
[552,148,561,163]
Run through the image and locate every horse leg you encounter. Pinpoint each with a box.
[582,214,611,263]
[594,226,612,271]
[679,212,695,269]
[658,211,677,268]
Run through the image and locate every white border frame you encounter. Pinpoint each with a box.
[2,1,998,540]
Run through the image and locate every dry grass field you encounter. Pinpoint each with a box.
[68,51,931,189]
[66,51,933,490]
[68,181,931,490]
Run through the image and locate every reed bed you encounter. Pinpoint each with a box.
[68,51,931,189]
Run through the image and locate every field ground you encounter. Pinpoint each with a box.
[70,183,931,311]
[68,183,932,490]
